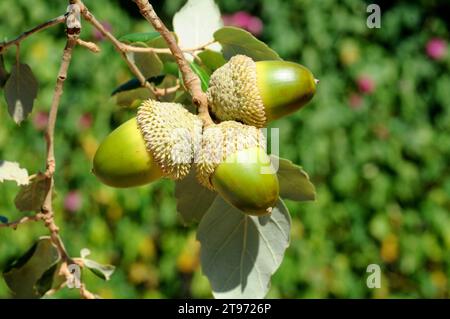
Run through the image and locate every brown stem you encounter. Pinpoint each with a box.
[44,39,76,178]
[132,0,214,126]
[77,0,162,97]
[40,6,81,263]
[122,40,216,54]
[0,15,66,54]
[44,281,67,297]
[0,213,43,230]
[121,44,171,54]
[79,283,96,299]
[154,82,181,96]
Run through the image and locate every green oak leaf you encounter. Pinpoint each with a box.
[119,32,160,43]
[189,62,210,92]
[3,237,60,298]
[272,155,316,202]
[14,174,51,212]
[197,197,291,299]
[128,43,163,79]
[214,27,281,61]
[198,49,226,72]
[4,62,38,124]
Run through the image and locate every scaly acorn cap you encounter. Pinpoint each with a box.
[196,121,266,189]
[137,99,202,180]
[207,55,317,128]
[207,55,266,127]
[196,121,279,216]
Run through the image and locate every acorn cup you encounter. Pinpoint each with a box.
[196,121,279,216]
[207,55,317,128]
[92,100,202,188]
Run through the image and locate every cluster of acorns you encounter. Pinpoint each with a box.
[93,55,317,216]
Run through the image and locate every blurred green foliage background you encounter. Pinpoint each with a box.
[1,0,449,298]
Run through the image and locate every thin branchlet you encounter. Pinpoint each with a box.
[40,2,82,264]
[0,15,66,54]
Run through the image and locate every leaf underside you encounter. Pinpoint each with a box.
[0,160,29,186]
[83,259,115,281]
[173,0,223,51]
[197,197,291,299]
[175,171,217,225]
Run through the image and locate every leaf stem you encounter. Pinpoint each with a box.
[154,81,181,96]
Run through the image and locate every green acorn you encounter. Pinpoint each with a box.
[196,121,279,216]
[207,55,317,127]
[93,99,202,188]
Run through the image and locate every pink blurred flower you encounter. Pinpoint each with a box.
[222,11,263,36]
[33,111,48,131]
[92,21,112,41]
[233,11,253,28]
[79,112,93,130]
[348,93,363,109]
[247,17,263,36]
[64,191,82,213]
[426,38,447,60]
[357,75,375,94]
